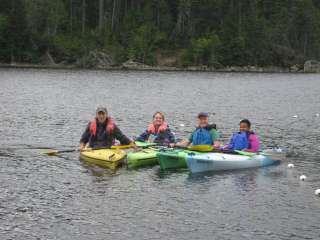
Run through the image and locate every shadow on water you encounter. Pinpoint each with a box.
[79,158,121,177]
[186,162,281,181]
[154,167,189,179]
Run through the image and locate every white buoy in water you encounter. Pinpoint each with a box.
[299,175,307,181]
[315,189,320,196]
[287,163,294,168]
[180,123,185,127]
[316,113,320,117]
[292,115,298,118]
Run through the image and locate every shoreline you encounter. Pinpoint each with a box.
[0,62,314,73]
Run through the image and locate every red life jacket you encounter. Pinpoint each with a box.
[89,118,115,136]
[147,122,168,134]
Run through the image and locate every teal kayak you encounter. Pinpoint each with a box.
[186,149,285,173]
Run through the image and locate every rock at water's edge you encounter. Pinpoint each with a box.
[304,60,320,73]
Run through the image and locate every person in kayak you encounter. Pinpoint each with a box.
[173,112,220,148]
[136,111,175,144]
[222,119,260,152]
[80,107,133,150]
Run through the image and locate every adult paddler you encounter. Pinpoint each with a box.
[80,107,134,150]
[173,112,220,148]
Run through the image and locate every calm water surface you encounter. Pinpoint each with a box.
[0,68,320,240]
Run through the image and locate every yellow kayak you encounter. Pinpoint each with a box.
[80,148,127,169]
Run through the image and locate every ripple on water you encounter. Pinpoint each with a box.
[0,69,320,240]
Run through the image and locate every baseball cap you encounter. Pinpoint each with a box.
[197,112,209,118]
[96,107,108,114]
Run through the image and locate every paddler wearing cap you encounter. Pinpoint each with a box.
[173,112,220,148]
[80,107,133,150]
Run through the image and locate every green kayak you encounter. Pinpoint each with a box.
[127,148,159,169]
[157,149,201,170]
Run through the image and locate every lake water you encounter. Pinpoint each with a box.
[0,68,320,240]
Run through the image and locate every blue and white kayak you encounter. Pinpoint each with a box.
[186,150,284,174]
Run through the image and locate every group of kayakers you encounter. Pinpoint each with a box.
[80,107,260,152]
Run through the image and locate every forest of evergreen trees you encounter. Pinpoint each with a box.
[0,0,320,68]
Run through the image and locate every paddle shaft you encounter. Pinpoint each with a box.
[46,146,123,156]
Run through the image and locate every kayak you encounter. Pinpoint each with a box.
[111,141,157,149]
[157,149,202,170]
[186,152,282,174]
[127,148,159,169]
[80,149,127,169]
[156,145,217,170]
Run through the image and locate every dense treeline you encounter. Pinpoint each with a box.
[0,0,320,68]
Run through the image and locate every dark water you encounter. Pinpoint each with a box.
[0,68,320,240]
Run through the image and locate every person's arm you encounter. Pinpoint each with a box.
[113,125,132,145]
[136,130,149,142]
[167,128,176,143]
[211,130,221,148]
[80,123,91,150]
[174,139,191,147]
[243,134,260,152]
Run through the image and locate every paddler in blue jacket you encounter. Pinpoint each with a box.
[173,112,220,148]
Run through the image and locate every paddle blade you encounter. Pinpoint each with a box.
[188,145,214,152]
[135,141,157,148]
[45,150,59,156]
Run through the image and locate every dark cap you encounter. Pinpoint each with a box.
[96,107,108,114]
[197,112,209,118]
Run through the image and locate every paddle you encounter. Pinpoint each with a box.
[173,145,253,155]
[46,141,157,156]
[171,144,216,152]
[46,144,132,156]
[187,145,214,152]
[111,143,135,149]
[46,148,82,156]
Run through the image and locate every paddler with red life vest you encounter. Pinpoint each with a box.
[136,111,175,145]
[80,107,133,150]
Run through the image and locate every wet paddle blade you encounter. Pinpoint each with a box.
[188,145,214,152]
[46,150,60,156]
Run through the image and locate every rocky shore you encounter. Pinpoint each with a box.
[1,58,319,73]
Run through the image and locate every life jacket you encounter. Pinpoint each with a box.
[191,124,216,146]
[229,131,254,150]
[147,122,168,134]
[89,118,115,136]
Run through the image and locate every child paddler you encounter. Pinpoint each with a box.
[222,119,260,152]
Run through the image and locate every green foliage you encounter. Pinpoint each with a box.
[0,0,320,67]
[0,14,8,31]
[181,33,221,66]
[128,24,166,65]
[52,35,85,63]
